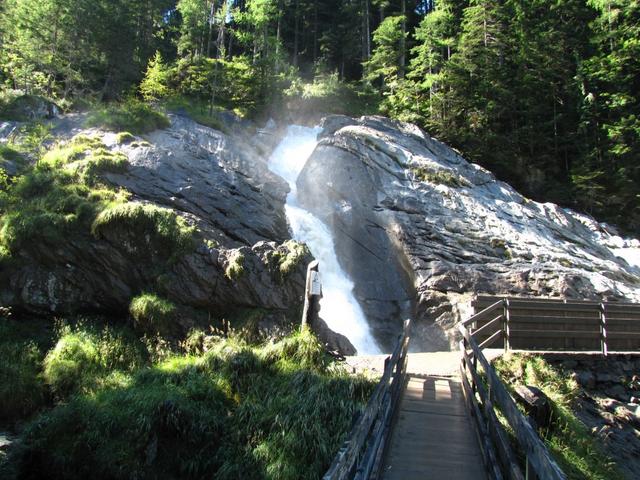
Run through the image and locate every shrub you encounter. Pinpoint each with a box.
[0,317,53,423]
[129,293,179,337]
[85,100,170,134]
[17,358,231,480]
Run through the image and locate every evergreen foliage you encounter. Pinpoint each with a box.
[0,0,638,230]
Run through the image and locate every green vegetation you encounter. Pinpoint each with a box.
[0,315,51,423]
[0,317,374,480]
[162,95,231,133]
[43,322,146,398]
[114,131,135,144]
[129,293,178,337]
[92,202,195,261]
[85,100,169,134]
[277,241,310,277]
[0,134,133,256]
[494,354,623,480]
[412,166,470,188]
[41,134,128,182]
[1,0,638,232]
[224,250,246,281]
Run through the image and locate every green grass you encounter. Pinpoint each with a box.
[43,322,146,398]
[224,250,245,280]
[3,320,374,480]
[494,354,623,479]
[129,293,179,337]
[0,316,52,423]
[92,202,196,261]
[86,100,169,134]
[269,240,310,279]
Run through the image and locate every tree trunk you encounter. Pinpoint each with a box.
[206,1,216,58]
[293,0,299,66]
[400,0,406,78]
[313,0,318,64]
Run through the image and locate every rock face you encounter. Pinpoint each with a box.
[103,115,290,247]
[297,115,640,351]
[1,115,310,336]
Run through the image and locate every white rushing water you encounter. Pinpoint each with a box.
[268,125,381,354]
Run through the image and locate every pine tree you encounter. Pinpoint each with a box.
[140,51,170,101]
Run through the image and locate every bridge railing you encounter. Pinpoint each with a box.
[465,296,640,354]
[459,310,566,480]
[323,319,411,480]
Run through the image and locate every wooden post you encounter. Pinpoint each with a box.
[600,303,608,357]
[503,298,510,353]
[301,260,321,327]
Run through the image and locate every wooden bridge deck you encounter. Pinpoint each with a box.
[375,353,488,480]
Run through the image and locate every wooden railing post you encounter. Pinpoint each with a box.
[599,303,608,357]
[301,260,320,327]
[503,298,510,353]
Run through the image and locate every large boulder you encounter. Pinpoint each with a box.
[297,115,640,351]
[1,115,310,335]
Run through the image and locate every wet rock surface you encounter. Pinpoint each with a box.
[297,115,640,350]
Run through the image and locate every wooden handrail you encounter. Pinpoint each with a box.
[461,299,504,327]
[469,296,640,354]
[324,319,411,480]
[459,321,567,480]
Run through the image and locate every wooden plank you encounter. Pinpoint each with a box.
[507,302,599,312]
[606,331,640,339]
[459,325,566,480]
[509,329,599,339]
[509,315,601,325]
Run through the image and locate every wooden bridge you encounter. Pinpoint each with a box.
[323,296,640,480]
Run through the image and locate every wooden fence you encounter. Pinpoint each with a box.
[458,318,566,480]
[470,295,640,354]
[323,319,411,480]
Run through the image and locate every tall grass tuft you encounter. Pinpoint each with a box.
[9,322,375,480]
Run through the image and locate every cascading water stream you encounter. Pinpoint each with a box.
[268,125,381,355]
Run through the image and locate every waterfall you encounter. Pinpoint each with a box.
[268,125,381,355]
